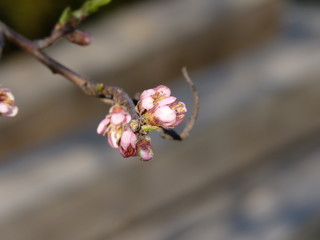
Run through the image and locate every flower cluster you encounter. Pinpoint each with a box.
[97,105,131,148]
[0,88,18,117]
[97,104,153,161]
[97,85,187,161]
[137,85,187,129]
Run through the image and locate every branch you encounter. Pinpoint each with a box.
[0,19,198,142]
[0,21,138,120]
[180,67,200,138]
[157,67,200,140]
[34,27,67,49]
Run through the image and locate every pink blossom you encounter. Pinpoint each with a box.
[97,105,131,148]
[137,137,154,161]
[138,85,171,111]
[119,128,137,158]
[137,85,187,129]
[0,88,18,117]
[98,85,188,161]
[147,102,187,129]
[154,106,176,125]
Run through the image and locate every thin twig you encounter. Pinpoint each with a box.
[158,67,200,140]
[34,29,65,49]
[34,22,76,49]
[180,67,199,138]
[157,128,182,141]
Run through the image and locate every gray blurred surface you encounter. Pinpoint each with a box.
[2,1,320,240]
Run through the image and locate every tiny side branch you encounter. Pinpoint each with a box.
[157,67,200,140]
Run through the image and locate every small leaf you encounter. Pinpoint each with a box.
[141,125,159,133]
[82,0,112,15]
[59,7,73,25]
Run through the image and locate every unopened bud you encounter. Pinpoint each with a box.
[97,104,132,149]
[119,127,137,158]
[65,30,92,46]
[137,137,154,161]
[138,85,187,129]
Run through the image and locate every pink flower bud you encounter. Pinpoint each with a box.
[138,85,171,112]
[165,101,187,128]
[137,85,187,129]
[154,106,176,125]
[119,128,137,158]
[65,30,92,46]
[97,105,131,149]
[137,137,153,161]
[0,88,18,117]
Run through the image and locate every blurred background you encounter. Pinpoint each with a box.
[1,0,320,239]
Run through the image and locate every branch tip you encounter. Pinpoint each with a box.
[157,67,199,140]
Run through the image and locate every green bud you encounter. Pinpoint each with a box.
[82,0,112,14]
[59,7,72,25]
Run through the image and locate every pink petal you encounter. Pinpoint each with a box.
[175,101,187,113]
[125,114,132,123]
[169,116,184,128]
[120,131,131,150]
[140,89,155,100]
[0,103,10,114]
[139,150,153,161]
[119,129,138,158]
[111,113,126,125]
[155,85,171,97]
[137,139,153,161]
[130,133,138,146]
[6,106,18,117]
[97,118,110,134]
[154,106,176,124]
[157,96,176,107]
[141,97,154,110]
[120,129,137,150]
[110,105,124,114]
